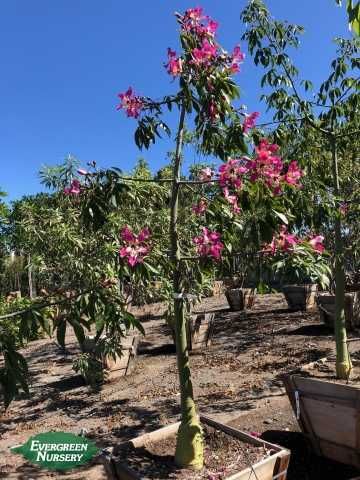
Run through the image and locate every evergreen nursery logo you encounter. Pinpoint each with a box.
[11,432,99,471]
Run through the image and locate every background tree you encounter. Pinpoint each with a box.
[241,0,360,379]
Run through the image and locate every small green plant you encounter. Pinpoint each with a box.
[73,353,104,387]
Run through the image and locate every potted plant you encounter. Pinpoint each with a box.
[224,274,257,312]
[264,227,331,311]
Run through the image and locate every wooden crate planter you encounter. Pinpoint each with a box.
[282,284,317,311]
[283,374,360,469]
[102,415,290,480]
[187,312,215,350]
[212,280,225,296]
[82,335,138,381]
[170,312,215,351]
[225,288,256,312]
[317,291,360,330]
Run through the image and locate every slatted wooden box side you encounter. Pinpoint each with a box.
[283,374,360,469]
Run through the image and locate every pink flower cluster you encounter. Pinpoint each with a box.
[308,235,325,253]
[243,111,260,134]
[166,7,244,82]
[218,158,245,214]
[193,227,224,260]
[192,198,208,215]
[192,39,218,66]
[219,158,247,190]
[116,87,144,119]
[223,187,241,214]
[119,226,151,267]
[198,167,214,181]
[229,45,245,74]
[166,49,183,77]
[181,7,219,37]
[264,226,325,255]
[245,140,303,194]
[64,179,81,196]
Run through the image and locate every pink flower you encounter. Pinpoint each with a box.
[198,167,214,182]
[308,235,325,253]
[184,7,204,22]
[223,188,241,214]
[77,168,88,176]
[230,45,245,73]
[121,226,136,243]
[192,39,218,66]
[166,49,183,77]
[278,225,299,251]
[64,179,81,196]
[246,139,285,194]
[205,19,219,36]
[219,158,247,190]
[117,87,144,119]
[243,112,260,134]
[263,226,299,254]
[283,160,303,187]
[119,226,151,267]
[138,227,151,242]
[193,227,224,260]
[192,198,208,216]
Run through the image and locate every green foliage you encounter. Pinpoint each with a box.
[0,331,28,408]
[268,243,332,288]
[336,0,360,36]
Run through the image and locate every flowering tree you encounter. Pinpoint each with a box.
[241,0,360,379]
[111,7,304,469]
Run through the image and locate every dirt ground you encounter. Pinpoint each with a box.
[1,293,360,479]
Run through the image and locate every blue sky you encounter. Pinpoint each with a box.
[0,0,351,201]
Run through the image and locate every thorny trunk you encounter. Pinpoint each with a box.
[170,103,203,469]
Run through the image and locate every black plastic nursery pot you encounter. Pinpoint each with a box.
[102,415,290,480]
[282,284,317,311]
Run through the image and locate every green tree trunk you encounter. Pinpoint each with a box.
[170,103,203,470]
[331,135,352,379]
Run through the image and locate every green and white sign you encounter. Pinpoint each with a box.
[11,432,99,471]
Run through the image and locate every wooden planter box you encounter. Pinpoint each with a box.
[82,335,139,381]
[225,288,256,312]
[187,312,215,350]
[170,312,215,351]
[317,291,360,330]
[282,284,317,311]
[283,374,360,469]
[212,280,225,296]
[102,415,290,480]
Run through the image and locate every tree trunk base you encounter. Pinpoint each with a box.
[336,359,352,380]
[174,419,204,470]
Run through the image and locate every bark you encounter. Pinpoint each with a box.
[170,103,203,470]
[331,135,352,379]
